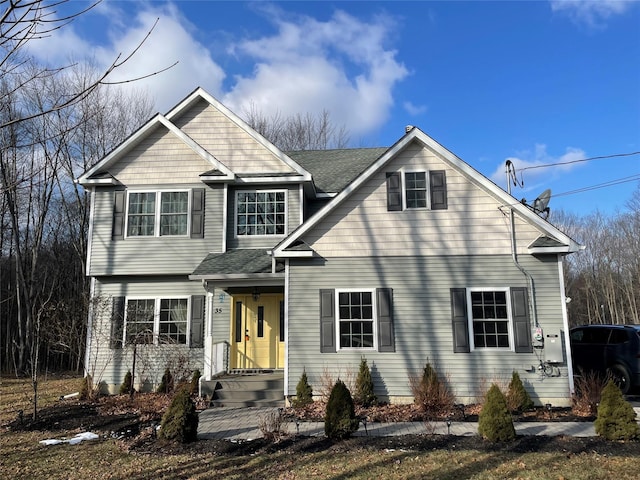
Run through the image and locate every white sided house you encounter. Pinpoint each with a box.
[78,87,582,406]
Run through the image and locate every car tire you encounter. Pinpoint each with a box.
[609,365,631,394]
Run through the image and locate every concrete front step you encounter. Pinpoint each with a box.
[204,372,285,408]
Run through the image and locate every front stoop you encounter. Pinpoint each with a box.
[202,372,285,408]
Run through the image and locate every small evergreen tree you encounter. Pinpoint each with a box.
[354,357,377,407]
[190,369,201,396]
[594,380,639,441]
[294,369,313,407]
[478,384,516,442]
[157,368,174,394]
[506,371,534,413]
[158,388,199,443]
[324,380,359,439]
[119,371,133,395]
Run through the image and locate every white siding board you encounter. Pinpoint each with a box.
[172,100,295,174]
[108,126,215,185]
[88,184,224,276]
[287,254,571,405]
[303,144,545,257]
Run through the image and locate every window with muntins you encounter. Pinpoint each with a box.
[405,172,427,208]
[125,298,189,345]
[127,191,188,237]
[236,190,286,236]
[159,299,188,344]
[125,299,155,344]
[338,291,375,349]
[469,290,511,349]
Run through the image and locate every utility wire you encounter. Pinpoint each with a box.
[518,151,640,172]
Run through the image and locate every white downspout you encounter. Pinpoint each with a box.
[559,257,575,394]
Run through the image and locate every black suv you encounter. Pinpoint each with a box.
[570,324,640,394]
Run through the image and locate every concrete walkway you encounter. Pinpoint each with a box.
[197,407,597,441]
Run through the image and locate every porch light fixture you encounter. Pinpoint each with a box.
[252,287,260,301]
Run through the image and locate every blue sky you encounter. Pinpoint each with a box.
[36,0,640,216]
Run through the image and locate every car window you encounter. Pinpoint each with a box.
[608,329,629,344]
[581,328,610,344]
[570,329,584,343]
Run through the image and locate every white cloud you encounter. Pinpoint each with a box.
[403,101,428,116]
[550,0,638,28]
[22,3,407,138]
[490,144,586,194]
[222,9,408,137]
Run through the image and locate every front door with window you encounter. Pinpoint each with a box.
[231,294,284,369]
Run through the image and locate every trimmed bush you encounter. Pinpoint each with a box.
[157,368,174,394]
[190,369,201,396]
[354,357,377,407]
[594,380,639,441]
[506,371,534,413]
[478,384,516,442]
[294,369,313,407]
[79,375,92,400]
[410,362,455,416]
[158,388,199,443]
[119,371,133,395]
[324,380,359,440]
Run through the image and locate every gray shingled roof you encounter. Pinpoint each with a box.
[192,249,283,276]
[287,147,388,194]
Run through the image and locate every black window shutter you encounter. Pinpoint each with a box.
[429,170,448,210]
[190,295,205,348]
[190,188,205,238]
[319,289,336,353]
[377,288,395,352]
[450,288,470,353]
[112,190,126,240]
[511,287,533,353]
[386,172,402,211]
[110,296,125,349]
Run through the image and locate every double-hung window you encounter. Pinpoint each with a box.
[124,298,189,345]
[127,191,189,237]
[450,287,532,353]
[386,170,447,211]
[469,289,511,349]
[338,290,375,349]
[319,288,394,353]
[236,190,286,236]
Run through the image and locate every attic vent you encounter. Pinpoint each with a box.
[405,125,414,133]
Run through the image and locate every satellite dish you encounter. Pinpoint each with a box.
[532,189,552,218]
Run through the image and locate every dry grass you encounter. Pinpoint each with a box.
[2,375,640,480]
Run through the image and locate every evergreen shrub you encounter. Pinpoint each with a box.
[119,371,133,395]
[594,380,639,441]
[190,369,201,396]
[324,380,359,439]
[506,371,534,413]
[157,368,174,394]
[294,369,313,407]
[158,388,199,443]
[354,357,377,407]
[478,384,516,442]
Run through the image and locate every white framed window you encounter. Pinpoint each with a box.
[403,171,427,209]
[124,297,189,345]
[336,289,376,350]
[126,190,189,237]
[235,190,287,237]
[467,288,514,351]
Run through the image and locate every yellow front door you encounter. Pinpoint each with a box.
[231,294,284,369]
